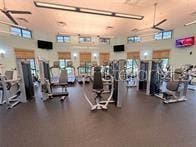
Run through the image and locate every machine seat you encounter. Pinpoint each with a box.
[166,81,179,92]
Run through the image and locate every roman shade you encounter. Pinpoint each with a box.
[153,49,170,59]
[80,52,91,63]
[99,52,110,65]
[58,52,71,59]
[14,48,35,59]
[127,51,140,59]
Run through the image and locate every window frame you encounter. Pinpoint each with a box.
[154,30,172,40]
[10,26,32,39]
[56,35,71,43]
[127,36,141,43]
[79,36,92,43]
[99,38,110,44]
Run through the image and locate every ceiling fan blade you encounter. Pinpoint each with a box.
[153,3,157,26]
[7,10,32,14]
[154,19,167,27]
[3,12,18,25]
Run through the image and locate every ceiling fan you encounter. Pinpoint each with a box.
[0,0,31,25]
[134,2,167,33]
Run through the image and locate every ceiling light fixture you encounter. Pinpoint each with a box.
[80,8,113,15]
[34,1,144,20]
[34,1,77,11]
[115,13,143,20]
[185,20,196,26]
[0,20,27,29]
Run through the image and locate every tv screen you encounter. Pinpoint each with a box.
[114,45,125,52]
[176,36,195,48]
[37,40,53,50]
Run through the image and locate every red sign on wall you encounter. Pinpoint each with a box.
[176,36,195,48]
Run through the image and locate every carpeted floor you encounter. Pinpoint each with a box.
[0,84,196,147]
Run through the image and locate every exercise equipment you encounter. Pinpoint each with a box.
[0,70,21,108]
[101,61,110,79]
[110,59,127,107]
[188,65,196,90]
[137,60,151,94]
[144,60,191,104]
[126,59,139,88]
[163,68,189,104]
[39,60,69,101]
[19,61,34,101]
[66,61,76,84]
[151,63,172,99]
[90,61,98,81]
[83,59,127,111]
[77,62,91,84]
[0,60,33,109]
[83,66,114,110]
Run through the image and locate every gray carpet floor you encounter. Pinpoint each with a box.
[0,84,196,147]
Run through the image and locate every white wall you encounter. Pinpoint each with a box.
[0,23,196,73]
[124,24,196,67]
[0,24,112,73]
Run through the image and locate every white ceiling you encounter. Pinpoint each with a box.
[1,0,196,36]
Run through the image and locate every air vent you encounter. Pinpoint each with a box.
[106,26,113,30]
[131,28,138,32]
[57,21,67,26]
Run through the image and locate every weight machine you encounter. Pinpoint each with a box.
[137,60,152,95]
[126,59,139,88]
[137,60,190,104]
[0,70,21,108]
[0,60,34,109]
[162,68,189,104]
[83,59,126,111]
[39,60,69,101]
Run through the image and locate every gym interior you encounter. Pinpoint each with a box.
[0,0,196,146]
